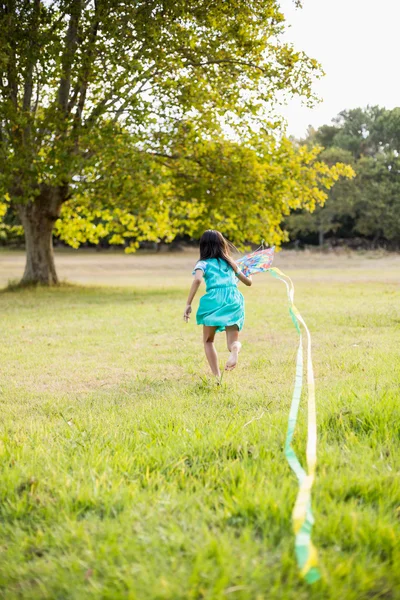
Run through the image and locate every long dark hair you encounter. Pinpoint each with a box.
[199,230,236,270]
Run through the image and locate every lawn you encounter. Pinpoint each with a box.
[0,249,399,600]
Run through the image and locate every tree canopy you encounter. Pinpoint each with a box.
[286,106,400,247]
[0,0,352,283]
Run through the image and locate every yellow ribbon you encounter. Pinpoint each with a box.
[268,267,320,583]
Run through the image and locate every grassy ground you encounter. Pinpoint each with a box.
[0,250,399,599]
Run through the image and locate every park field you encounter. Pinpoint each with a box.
[0,249,399,599]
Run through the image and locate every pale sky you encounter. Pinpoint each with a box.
[278,0,400,138]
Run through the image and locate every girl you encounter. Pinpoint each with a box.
[183,230,252,380]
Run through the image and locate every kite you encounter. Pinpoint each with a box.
[237,246,320,584]
[236,245,275,277]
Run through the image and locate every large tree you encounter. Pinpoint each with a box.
[1,0,347,284]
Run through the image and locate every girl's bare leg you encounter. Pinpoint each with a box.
[225,325,241,371]
[203,326,220,378]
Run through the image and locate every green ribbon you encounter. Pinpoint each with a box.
[268,268,320,583]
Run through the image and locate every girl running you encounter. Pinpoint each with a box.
[183,230,252,381]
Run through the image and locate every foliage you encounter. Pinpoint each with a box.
[1,0,353,269]
[285,147,356,244]
[0,252,399,597]
[53,128,354,250]
[0,0,322,200]
[354,153,400,242]
[286,107,400,246]
[0,193,24,244]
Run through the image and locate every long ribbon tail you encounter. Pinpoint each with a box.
[268,267,320,584]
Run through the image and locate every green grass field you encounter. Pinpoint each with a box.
[0,250,399,599]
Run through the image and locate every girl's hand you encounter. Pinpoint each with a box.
[235,268,252,287]
[183,304,192,322]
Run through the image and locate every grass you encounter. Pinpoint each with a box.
[0,250,399,599]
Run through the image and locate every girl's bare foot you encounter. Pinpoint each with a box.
[225,342,241,371]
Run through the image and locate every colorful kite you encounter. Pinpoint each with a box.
[236,246,275,276]
[237,246,320,584]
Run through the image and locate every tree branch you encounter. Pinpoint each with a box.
[146,151,180,160]
[33,66,40,115]
[57,0,82,114]
[5,0,18,108]
[69,0,101,120]
[85,61,169,126]
[74,2,100,121]
[22,0,41,112]
[67,82,81,113]
[183,57,267,74]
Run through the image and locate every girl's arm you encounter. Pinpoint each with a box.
[231,261,252,286]
[184,270,203,322]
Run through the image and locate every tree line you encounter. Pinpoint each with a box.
[286,106,400,248]
[3,103,398,253]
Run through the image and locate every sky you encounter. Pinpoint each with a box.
[278,0,400,138]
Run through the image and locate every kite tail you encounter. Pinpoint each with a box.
[268,267,320,584]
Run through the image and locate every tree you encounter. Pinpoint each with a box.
[353,153,400,244]
[50,128,353,251]
[286,147,356,246]
[287,107,400,247]
[1,0,345,284]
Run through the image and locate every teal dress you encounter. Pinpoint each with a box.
[192,258,245,332]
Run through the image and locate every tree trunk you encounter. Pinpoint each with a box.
[18,190,64,285]
[318,228,324,247]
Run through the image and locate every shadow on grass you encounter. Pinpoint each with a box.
[3,279,81,292]
[0,278,182,303]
